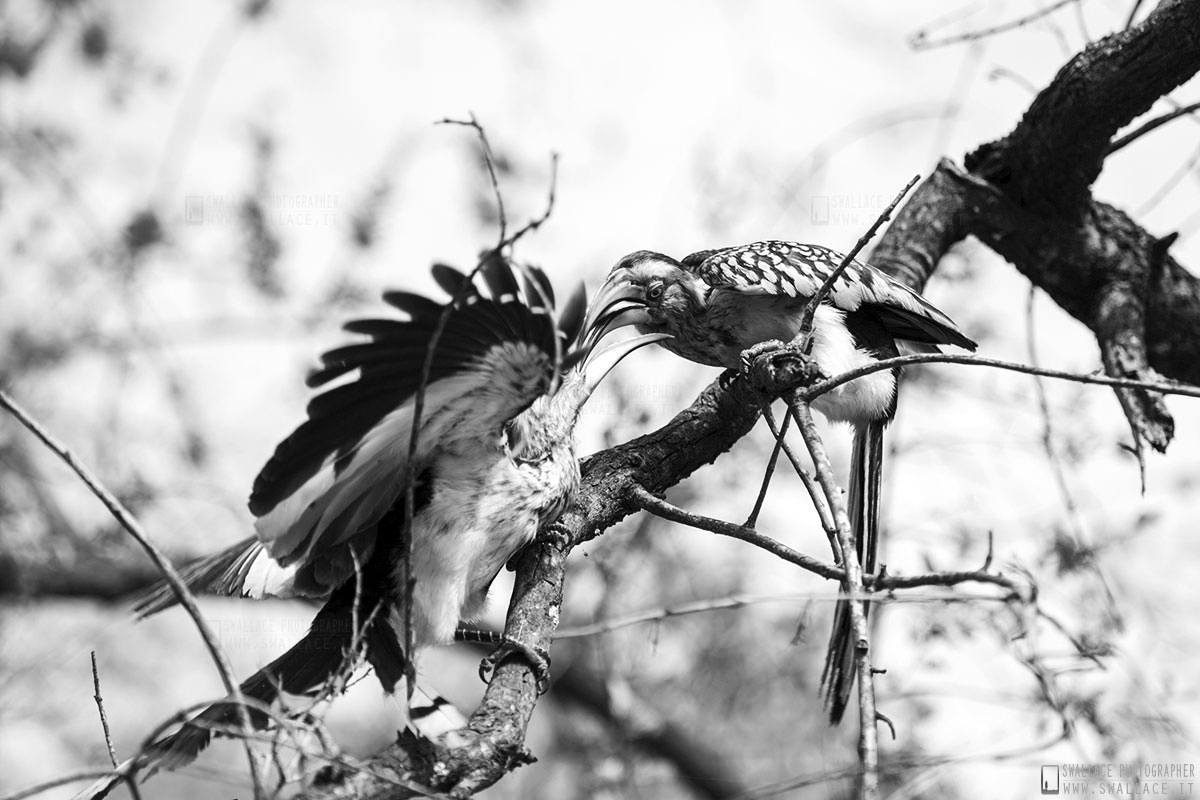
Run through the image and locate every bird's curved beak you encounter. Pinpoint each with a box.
[578,331,673,401]
[580,273,653,354]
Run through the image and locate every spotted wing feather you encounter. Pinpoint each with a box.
[685,240,975,350]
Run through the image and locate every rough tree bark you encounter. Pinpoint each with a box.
[874,0,1200,455]
[264,2,1200,796]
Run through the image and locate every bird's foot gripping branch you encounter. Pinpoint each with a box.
[739,339,831,394]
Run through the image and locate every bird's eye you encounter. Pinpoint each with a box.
[646,281,665,302]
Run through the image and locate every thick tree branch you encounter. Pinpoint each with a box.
[969,0,1200,213]
[872,1,1200,462]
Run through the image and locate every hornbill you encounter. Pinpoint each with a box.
[127,257,668,773]
[581,240,975,724]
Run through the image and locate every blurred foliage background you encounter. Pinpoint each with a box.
[2,1,1199,798]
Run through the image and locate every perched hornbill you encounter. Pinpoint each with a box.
[129,256,667,772]
[581,240,975,724]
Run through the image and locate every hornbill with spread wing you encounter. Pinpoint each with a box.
[129,257,667,772]
[581,240,975,724]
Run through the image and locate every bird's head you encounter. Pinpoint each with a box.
[580,251,703,351]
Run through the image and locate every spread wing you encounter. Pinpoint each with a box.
[246,257,583,597]
[683,240,975,350]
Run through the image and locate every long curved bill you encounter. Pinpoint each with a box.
[580,273,652,354]
[578,331,672,401]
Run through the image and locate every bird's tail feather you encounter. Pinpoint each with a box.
[821,419,883,724]
[132,536,262,619]
[406,683,469,739]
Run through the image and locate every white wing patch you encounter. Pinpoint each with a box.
[805,305,897,424]
[241,547,300,599]
[253,341,553,581]
[254,374,479,567]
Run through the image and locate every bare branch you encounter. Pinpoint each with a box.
[628,484,842,580]
[437,114,508,244]
[556,583,1017,640]
[910,0,1080,51]
[0,771,121,800]
[744,405,788,528]
[89,652,119,770]
[1125,0,1149,28]
[0,388,265,797]
[799,351,1200,403]
[1108,99,1200,153]
[797,174,920,351]
[1133,140,1200,217]
[1025,288,1089,536]
[788,400,879,800]
[761,401,837,552]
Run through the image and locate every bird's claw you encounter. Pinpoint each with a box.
[478,638,552,694]
[505,522,573,571]
[739,339,790,376]
[740,340,825,392]
[718,368,742,391]
[539,521,572,551]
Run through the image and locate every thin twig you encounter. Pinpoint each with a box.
[758,407,835,551]
[110,700,447,799]
[797,174,921,351]
[0,771,120,800]
[987,66,1041,94]
[629,485,842,580]
[0,388,265,797]
[67,694,306,800]
[733,731,1069,800]
[151,7,251,207]
[90,652,119,769]
[1107,100,1200,153]
[555,587,1015,640]
[629,450,1019,600]
[437,114,508,244]
[910,0,1079,50]
[1125,0,1148,29]
[788,400,879,800]
[1024,288,1087,540]
[798,351,1200,402]
[873,566,1017,594]
[349,549,365,667]
[1134,140,1200,217]
[436,117,560,257]
[558,594,788,640]
[1071,0,1092,48]
[759,405,836,550]
[498,152,559,253]
[744,414,784,528]
[745,406,797,529]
